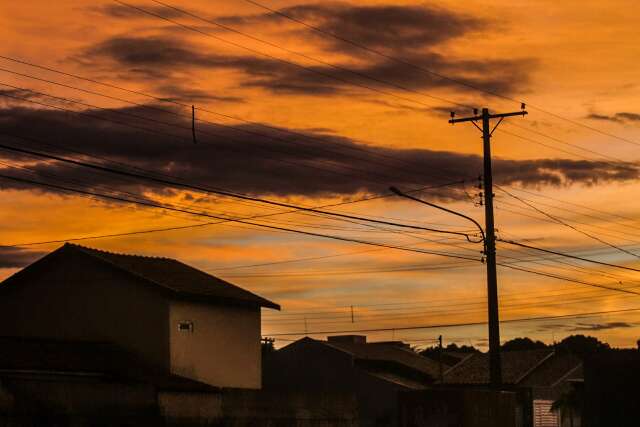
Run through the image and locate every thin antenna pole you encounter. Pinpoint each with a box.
[438,335,444,384]
[191,105,197,143]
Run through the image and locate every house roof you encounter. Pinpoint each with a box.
[519,352,583,388]
[315,338,442,379]
[444,349,555,385]
[3,243,279,310]
[423,351,474,369]
[0,336,216,392]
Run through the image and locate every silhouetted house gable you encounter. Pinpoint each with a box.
[323,336,441,383]
[0,243,279,389]
[443,349,583,427]
[444,349,555,385]
[263,335,440,427]
[422,350,474,370]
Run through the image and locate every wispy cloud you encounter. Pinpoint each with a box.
[586,112,640,124]
[570,321,635,332]
[0,247,46,269]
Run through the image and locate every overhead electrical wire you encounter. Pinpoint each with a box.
[120,0,470,110]
[0,86,427,189]
[239,0,640,149]
[4,134,637,296]
[0,172,481,263]
[263,292,640,326]
[0,135,480,242]
[0,56,472,185]
[1,5,636,314]
[265,306,640,336]
[3,182,462,248]
[2,152,637,301]
[497,185,640,259]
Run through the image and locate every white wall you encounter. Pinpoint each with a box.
[169,300,261,389]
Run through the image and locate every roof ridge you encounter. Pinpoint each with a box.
[514,349,556,385]
[65,243,181,295]
[65,242,172,261]
[443,352,476,376]
[550,361,583,388]
[62,243,279,310]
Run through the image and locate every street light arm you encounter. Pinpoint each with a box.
[389,186,485,244]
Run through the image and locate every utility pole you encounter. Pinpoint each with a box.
[449,106,527,388]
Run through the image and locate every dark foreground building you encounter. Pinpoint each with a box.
[0,244,359,425]
[582,350,640,427]
[0,243,279,389]
[443,349,583,427]
[264,335,442,427]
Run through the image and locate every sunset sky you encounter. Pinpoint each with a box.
[2,0,640,349]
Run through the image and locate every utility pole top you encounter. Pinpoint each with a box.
[449,107,527,124]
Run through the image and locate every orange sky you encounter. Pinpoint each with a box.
[2,0,640,349]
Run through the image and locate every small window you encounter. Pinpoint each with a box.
[178,321,194,332]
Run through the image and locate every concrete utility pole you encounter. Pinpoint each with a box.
[449,106,527,388]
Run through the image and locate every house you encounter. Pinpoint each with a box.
[581,349,640,427]
[0,336,213,424]
[443,349,583,427]
[0,243,279,389]
[263,335,441,427]
[0,337,358,425]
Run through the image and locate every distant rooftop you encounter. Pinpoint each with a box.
[308,335,442,379]
[443,349,582,386]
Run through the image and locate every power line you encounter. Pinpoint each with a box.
[264,291,640,326]
[0,55,471,185]
[496,185,640,259]
[503,184,640,225]
[5,122,639,301]
[131,0,470,110]
[0,135,476,241]
[500,264,640,296]
[239,0,640,149]
[0,79,464,189]
[266,306,640,336]
[0,172,480,263]
[264,279,640,320]
[4,182,458,248]
[0,86,421,189]
[498,239,640,273]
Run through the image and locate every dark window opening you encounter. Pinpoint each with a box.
[178,321,194,332]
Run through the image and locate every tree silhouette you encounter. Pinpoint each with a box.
[502,337,547,351]
[555,335,609,356]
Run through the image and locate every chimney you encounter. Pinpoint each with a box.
[327,335,366,344]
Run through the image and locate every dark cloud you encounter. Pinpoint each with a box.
[570,322,634,332]
[0,89,68,107]
[155,84,244,104]
[367,99,454,117]
[219,2,483,55]
[0,104,637,200]
[88,4,188,20]
[586,112,640,124]
[0,247,46,269]
[80,35,530,97]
